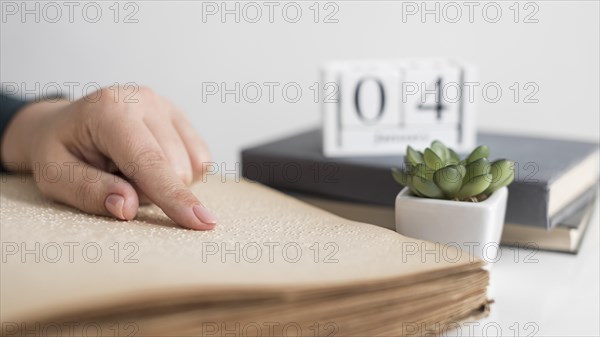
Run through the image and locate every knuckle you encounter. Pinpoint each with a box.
[128,86,158,109]
[85,93,129,125]
[95,87,126,109]
[171,105,190,121]
[74,179,97,211]
[191,152,212,181]
[164,184,196,205]
[131,146,167,172]
[84,86,162,133]
[177,170,193,186]
[86,87,145,121]
[35,174,99,213]
[136,86,156,100]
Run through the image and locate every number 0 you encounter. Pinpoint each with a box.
[354,78,385,123]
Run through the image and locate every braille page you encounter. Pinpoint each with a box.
[1,175,485,329]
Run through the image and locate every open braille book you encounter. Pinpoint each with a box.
[1,175,489,336]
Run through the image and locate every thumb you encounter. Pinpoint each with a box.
[35,151,139,220]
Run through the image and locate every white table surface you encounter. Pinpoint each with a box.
[477,202,600,337]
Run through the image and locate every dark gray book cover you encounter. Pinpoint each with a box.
[241,129,599,229]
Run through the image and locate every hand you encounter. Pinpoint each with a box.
[1,86,217,230]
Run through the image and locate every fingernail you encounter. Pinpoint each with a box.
[193,204,217,225]
[105,194,126,220]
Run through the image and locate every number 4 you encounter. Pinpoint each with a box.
[417,77,447,120]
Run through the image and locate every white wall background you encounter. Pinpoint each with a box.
[1,1,599,165]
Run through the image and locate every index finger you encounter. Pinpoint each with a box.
[101,119,216,230]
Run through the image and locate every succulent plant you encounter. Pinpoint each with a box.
[392,141,514,202]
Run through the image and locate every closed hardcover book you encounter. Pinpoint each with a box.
[241,129,599,229]
[502,195,597,253]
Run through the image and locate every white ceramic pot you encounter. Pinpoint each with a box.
[395,186,508,263]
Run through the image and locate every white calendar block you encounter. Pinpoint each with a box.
[322,59,477,157]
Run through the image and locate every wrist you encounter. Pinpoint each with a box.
[1,99,69,171]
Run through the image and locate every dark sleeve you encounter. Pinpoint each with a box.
[1,93,30,172]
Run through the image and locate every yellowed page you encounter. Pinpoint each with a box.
[1,175,485,327]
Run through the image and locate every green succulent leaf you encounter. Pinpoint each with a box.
[400,175,422,197]
[457,164,466,178]
[463,158,490,184]
[489,159,514,182]
[484,171,514,195]
[431,140,450,164]
[433,165,463,198]
[466,145,490,164]
[456,174,492,200]
[405,146,424,165]
[391,168,409,186]
[448,148,461,165]
[484,159,515,195]
[423,148,444,170]
[409,187,423,197]
[410,163,434,181]
[412,176,445,199]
